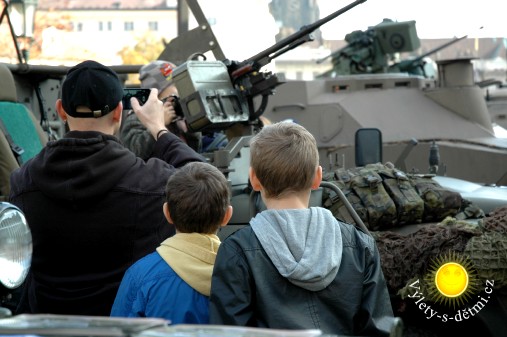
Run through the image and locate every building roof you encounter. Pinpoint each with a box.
[37,0,169,10]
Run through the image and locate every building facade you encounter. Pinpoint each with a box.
[36,0,177,65]
[28,0,507,82]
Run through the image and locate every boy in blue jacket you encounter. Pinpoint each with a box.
[111,161,232,323]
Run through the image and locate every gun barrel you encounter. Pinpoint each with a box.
[414,35,467,62]
[243,0,367,65]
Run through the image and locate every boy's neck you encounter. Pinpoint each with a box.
[263,191,311,210]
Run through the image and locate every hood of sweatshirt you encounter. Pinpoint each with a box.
[157,233,221,296]
[250,207,342,291]
[28,131,137,201]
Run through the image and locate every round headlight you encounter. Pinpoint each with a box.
[0,202,32,289]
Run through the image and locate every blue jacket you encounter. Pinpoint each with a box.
[111,251,210,324]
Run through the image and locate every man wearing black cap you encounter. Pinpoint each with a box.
[9,60,204,316]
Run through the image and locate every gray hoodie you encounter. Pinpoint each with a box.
[250,207,342,291]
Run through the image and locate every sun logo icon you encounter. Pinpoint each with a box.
[435,262,468,297]
[425,251,479,308]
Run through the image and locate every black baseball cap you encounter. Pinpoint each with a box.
[62,60,123,118]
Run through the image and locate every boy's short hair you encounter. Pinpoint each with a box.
[250,122,319,198]
[165,162,230,233]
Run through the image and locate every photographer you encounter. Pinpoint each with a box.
[120,60,204,159]
[9,60,204,316]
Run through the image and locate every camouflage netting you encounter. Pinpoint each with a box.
[464,205,507,289]
[482,205,507,233]
[464,232,507,289]
[373,205,507,295]
[371,220,481,293]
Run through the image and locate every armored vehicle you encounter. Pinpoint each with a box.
[1,0,506,336]
[257,13,507,337]
[262,19,507,187]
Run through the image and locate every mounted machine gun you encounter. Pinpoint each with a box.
[318,18,467,78]
[163,0,368,175]
[168,0,368,134]
[388,34,468,77]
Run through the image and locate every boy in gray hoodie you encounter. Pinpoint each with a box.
[209,121,394,336]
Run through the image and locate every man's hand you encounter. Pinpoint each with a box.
[131,88,166,139]
[163,100,178,125]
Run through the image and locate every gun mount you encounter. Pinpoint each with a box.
[319,18,467,78]
[388,34,468,77]
[170,0,368,134]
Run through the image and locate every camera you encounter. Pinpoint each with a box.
[167,94,184,119]
[122,88,151,110]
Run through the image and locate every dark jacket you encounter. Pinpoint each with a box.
[209,208,394,336]
[120,112,201,159]
[9,130,203,316]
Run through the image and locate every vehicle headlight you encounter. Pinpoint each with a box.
[0,202,32,289]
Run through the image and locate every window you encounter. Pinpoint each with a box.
[98,22,103,31]
[76,22,83,32]
[124,22,134,31]
[148,21,158,31]
[107,21,112,31]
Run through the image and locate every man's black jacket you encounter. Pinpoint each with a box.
[9,130,203,316]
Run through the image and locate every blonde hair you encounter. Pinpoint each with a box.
[250,122,319,198]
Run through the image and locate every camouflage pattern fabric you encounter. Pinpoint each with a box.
[349,165,397,230]
[322,163,462,230]
[374,163,424,226]
[409,175,462,222]
[322,173,367,225]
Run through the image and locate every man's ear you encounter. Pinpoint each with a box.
[112,101,123,122]
[220,205,233,228]
[249,167,262,192]
[56,99,67,121]
[311,166,323,190]
[163,202,173,224]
